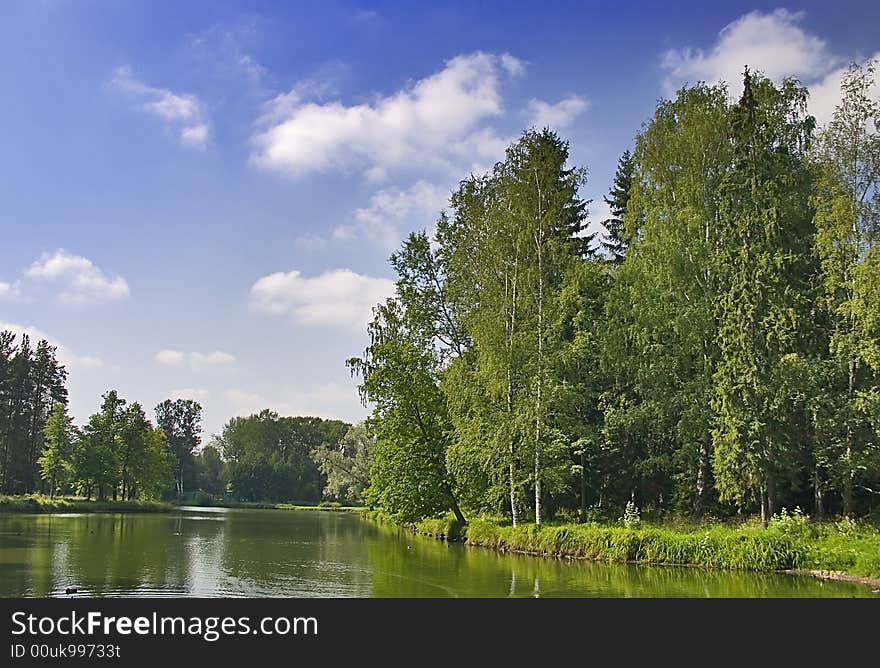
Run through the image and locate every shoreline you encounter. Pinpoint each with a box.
[388,514,880,594]
[0,496,172,514]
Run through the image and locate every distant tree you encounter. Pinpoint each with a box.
[312,423,375,503]
[155,399,202,497]
[0,332,67,494]
[218,411,347,502]
[196,444,228,497]
[38,403,74,497]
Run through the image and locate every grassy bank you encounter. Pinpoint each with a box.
[0,494,172,514]
[176,498,364,512]
[402,512,880,582]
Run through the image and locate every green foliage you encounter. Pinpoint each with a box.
[621,500,641,528]
[0,332,67,495]
[217,410,348,503]
[0,493,171,513]
[155,398,202,497]
[312,423,374,503]
[600,149,634,263]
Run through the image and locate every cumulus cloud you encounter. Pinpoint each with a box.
[661,10,880,128]
[0,321,103,370]
[110,66,210,148]
[661,9,837,96]
[249,268,395,331]
[334,180,450,250]
[24,250,130,304]
[0,281,18,299]
[807,53,880,126]
[224,383,365,422]
[155,349,236,370]
[168,388,210,401]
[527,95,589,130]
[250,51,522,177]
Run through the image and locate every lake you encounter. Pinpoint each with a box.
[0,507,873,597]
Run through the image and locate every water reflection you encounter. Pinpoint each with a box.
[0,510,873,598]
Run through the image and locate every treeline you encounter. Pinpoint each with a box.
[0,329,372,503]
[350,63,880,527]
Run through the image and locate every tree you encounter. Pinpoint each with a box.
[602,83,732,516]
[155,398,202,497]
[38,403,74,497]
[218,411,346,502]
[74,391,126,500]
[312,423,375,503]
[195,444,228,497]
[0,332,67,494]
[810,59,880,515]
[601,149,634,263]
[712,70,816,525]
[349,297,466,524]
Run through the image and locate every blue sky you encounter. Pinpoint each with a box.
[1,1,878,438]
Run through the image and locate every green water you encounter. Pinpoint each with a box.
[0,507,873,597]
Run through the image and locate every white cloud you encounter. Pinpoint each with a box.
[250,268,395,331]
[0,321,103,371]
[661,9,837,96]
[527,95,589,130]
[807,53,880,126]
[334,180,449,250]
[224,383,365,422]
[661,10,880,128]
[0,281,18,299]
[110,66,210,148]
[190,351,236,368]
[169,388,210,401]
[155,350,186,366]
[155,349,236,370]
[250,51,522,177]
[585,199,612,249]
[24,250,130,303]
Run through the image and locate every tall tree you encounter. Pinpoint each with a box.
[810,59,880,515]
[712,70,816,525]
[603,83,732,516]
[601,149,634,263]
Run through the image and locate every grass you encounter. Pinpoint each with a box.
[0,494,172,514]
[403,511,880,581]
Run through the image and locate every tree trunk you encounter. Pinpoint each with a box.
[693,441,709,518]
[506,255,520,527]
[579,449,586,523]
[814,467,824,520]
[449,493,467,526]
[760,485,769,528]
[766,473,777,519]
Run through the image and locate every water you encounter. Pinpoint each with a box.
[0,508,873,597]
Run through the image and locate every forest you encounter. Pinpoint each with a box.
[350,63,880,528]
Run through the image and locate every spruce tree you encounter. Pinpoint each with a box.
[601,149,634,263]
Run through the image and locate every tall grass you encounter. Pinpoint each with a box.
[408,511,880,579]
